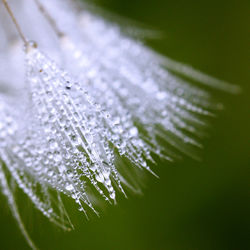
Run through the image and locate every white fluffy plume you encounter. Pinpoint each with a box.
[0,0,239,248]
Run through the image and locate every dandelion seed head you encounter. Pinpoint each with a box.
[0,0,239,248]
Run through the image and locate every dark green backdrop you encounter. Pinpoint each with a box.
[0,0,249,249]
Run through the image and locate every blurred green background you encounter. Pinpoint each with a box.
[0,0,249,249]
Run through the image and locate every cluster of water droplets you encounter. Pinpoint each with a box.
[21,40,160,219]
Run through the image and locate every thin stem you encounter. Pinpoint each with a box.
[2,0,28,45]
[33,0,65,38]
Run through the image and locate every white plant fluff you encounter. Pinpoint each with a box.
[0,0,239,248]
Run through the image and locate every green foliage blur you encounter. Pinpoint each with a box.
[0,0,249,249]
